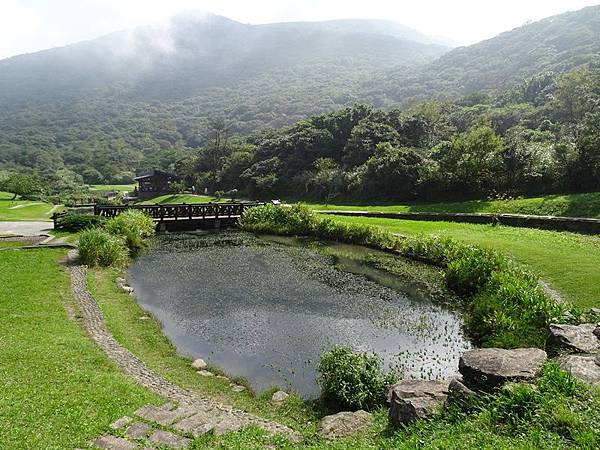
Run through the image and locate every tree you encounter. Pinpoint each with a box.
[1,172,43,199]
[305,158,346,203]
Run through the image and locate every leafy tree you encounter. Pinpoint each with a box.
[1,172,43,199]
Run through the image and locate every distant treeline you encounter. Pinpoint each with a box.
[175,68,600,202]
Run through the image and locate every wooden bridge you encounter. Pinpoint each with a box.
[92,202,262,231]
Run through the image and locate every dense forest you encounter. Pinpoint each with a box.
[175,67,600,201]
[0,6,599,201]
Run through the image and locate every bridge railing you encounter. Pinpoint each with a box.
[93,202,262,222]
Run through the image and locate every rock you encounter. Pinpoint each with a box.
[595,325,600,340]
[319,410,373,439]
[271,390,289,406]
[459,348,547,391]
[149,430,191,449]
[109,416,132,430]
[448,378,477,405]
[134,404,195,426]
[589,308,600,318]
[125,421,151,439]
[231,384,246,392]
[558,354,600,386]
[197,370,214,377]
[191,358,207,370]
[388,380,449,427]
[548,324,600,354]
[92,435,136,450]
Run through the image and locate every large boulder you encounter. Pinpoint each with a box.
[558,354,600,386]
[319,411,373,439]
[547,324,600,354]
[447,378,477,405]
[388,380,449,427]
[459,348,547,391]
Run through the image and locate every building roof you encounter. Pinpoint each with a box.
[134,169,179,181]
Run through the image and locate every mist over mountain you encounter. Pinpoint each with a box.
[0,6,599,185]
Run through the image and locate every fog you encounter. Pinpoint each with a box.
[1,0,599,59]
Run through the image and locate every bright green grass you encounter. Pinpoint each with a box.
[139,194,223,204]
[326,215,600,309]
[0,249,160,448]
[89,184,136,192]
[306,191,600,219]
[0,191,59,221]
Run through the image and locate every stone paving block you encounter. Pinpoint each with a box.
[110,416,133,430]
[126,421,152,439]
[92,435,136,450]
[175,411,218,436]
[134,404,195,426]
[149,430,191,449]
[213,416,247,435]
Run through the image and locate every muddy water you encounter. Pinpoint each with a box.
[128,232,471,397]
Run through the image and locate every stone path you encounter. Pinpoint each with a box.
[67,251,299,448]
[0,221,52,236]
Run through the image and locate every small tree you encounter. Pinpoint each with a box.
[1,172,43,199]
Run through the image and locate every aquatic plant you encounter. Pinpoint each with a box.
[78,228,128,267]
[104,209,155,252]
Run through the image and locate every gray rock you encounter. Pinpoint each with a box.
[134,404,195,426]
[197,370,214,377]
[109,416,132,430]
[319,410,373,439]
[230,384,246,392]
[125,421,151,439]
[448,378,477,404]
[149,430,191,449]
[595,325,600,340]
[558,354,600,386]
[548,324,600,354]
[388,380,449,427]
[92,435,136,450]
[175,411,218,437]
[271,390,289,406]
[459,348,547,390]
[191,358,207,370]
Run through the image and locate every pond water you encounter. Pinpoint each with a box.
[128,232,471,397]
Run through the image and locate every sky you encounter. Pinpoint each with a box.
[1,0,599,59]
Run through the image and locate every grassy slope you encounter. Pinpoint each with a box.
[89,184,136,192]
[0,249,160,448]
[139,194,221,204]
[0,191,58,221]
[306,192,600,219]
[327,216,600,309]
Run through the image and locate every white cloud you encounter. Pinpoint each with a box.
[1,0,598,59]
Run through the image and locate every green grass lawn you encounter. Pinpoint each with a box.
[306,191,600,219]
[0,191,59,221]
[326,215,600,310]
[139,193,224,204]
[0,248,161,448]
[89,184,136,192]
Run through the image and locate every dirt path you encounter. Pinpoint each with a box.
[0,221,52,236]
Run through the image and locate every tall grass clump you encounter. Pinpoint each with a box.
[240,203,567,348]
[104,210,155,252]
[318,346,395,411]
[78,228,128,267]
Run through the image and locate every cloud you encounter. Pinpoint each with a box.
[1,0,598,59]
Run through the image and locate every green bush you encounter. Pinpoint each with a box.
[78,228,128,267]
[445,247,507,297]
[104,210,155,251]
[55,213,104,232]
[240,203,313,235]
[318,346,395,411]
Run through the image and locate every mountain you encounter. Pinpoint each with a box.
[370,5,600,106]
[0,6,599,185]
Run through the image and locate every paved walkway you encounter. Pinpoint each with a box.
[0,221,52,236]
[67,251,299,448]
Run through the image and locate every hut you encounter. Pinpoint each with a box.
[134,170,179,199]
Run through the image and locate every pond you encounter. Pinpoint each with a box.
[128,232,471,397]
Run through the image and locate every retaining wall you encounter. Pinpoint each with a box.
[320,211,600,234]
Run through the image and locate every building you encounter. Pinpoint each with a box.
[134,170,179,199]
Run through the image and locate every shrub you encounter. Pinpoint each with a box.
[104,210,155,251]
[240,203,314,235]
[78,228,128,267]
[318,346,395,411]
[445,247,507,297]
[55,213,104,232]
